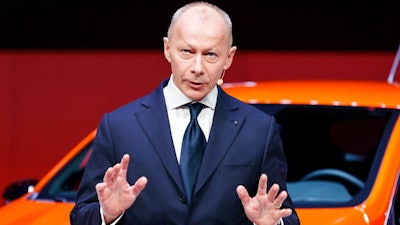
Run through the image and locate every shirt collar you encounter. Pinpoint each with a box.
[163,74,218,110]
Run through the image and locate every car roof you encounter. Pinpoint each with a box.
[222,80,400,109]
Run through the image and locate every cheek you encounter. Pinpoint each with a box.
[205,77,219,91]
[208,69,223,81]
[170,64,184,78]
[171,58,190,73]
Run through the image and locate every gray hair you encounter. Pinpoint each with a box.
[167,1,233,46]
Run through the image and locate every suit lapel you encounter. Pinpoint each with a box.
[194,89,245,194]
[135,79,185,193]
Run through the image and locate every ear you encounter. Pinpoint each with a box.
[223,46,237,70]
[163,37,171,63]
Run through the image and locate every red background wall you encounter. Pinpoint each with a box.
[0,50,396,203]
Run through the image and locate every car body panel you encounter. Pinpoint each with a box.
[363,118,400,224]
[0,197,73,225]
[223,80,400,108]
[297,207,372,224]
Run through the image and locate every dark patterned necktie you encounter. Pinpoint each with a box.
[180,103,206,204]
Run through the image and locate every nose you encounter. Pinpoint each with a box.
[191,54,204,75]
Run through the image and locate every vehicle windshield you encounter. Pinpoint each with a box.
[254,104,397,207]
[33,104,398,208]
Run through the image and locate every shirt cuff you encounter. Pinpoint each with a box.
[253,218,283,225]
[100,207,124,225]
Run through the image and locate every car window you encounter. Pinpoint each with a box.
[32,143,92,202]
[253,104,397,207]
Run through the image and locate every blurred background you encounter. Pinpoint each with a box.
[1,0,400,203]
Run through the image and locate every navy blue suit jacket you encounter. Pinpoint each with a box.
[70,79,299,225]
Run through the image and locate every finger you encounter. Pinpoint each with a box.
[274,190,288,206]
[95,182,111,202]
[95,182,106,194]
[267,184,280,203]
[120,154,130,170]
[103,166,116,183]
[119,154,130,178]
[256,174,268,196]
[236,185,251,205]
[132,176,148,196]
[278,208,293,218]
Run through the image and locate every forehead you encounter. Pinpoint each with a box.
[172,7,230,49]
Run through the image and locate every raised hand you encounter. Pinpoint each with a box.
[95,154,147,224]
[236,174,292,225]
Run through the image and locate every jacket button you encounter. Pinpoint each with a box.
[179,195,187,204]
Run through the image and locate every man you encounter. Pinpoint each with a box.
[70,2,299,225]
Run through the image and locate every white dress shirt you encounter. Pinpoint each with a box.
[163,75,217,163]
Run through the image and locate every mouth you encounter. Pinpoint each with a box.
[188,80,203,88]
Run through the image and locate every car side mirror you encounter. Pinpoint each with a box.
[2,178,38,205]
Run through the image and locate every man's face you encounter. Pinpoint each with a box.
[163,10,236,102]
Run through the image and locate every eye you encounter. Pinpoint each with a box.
[182,49,191,54]
[204,51,218,63]
[179,49,193,59]
[207,52,216,57]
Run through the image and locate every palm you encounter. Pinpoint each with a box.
[237,174,292,225]
[241,191,282,225]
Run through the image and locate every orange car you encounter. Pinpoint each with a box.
[1,72,400,224]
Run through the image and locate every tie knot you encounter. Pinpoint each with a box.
[187,103,204,119]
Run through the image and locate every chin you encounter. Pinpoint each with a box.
[186,92,206,102]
